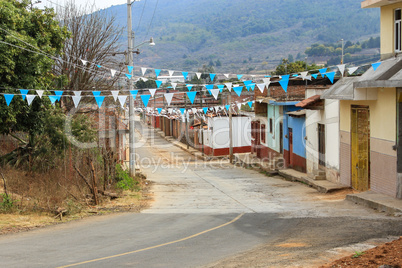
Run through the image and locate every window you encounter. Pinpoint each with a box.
[269,118,273,134]
[261,124,266,143]
[395,9,401,52]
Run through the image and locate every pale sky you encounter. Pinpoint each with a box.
[36,0,127,11]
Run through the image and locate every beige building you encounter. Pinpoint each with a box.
[321,0,402,199]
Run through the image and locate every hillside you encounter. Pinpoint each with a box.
[102,0,380,73]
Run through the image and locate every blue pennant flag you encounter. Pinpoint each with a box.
[292,74,299,77]
[157,108,162,114]
[311,74,318,79]
[217,85,224,93]
[186,84,193,91]
[203,107,208,114]
[141,95,151,107]
[246,85,251,91]
[97,65,102,68]
[127,66,134,74]
[48,95,58,104]
[243,80,252,86]
[279,79,289,92]
[209,73,216,82]
[205,85,214,95]
[19,89,29,100]
[233,86,243,97]
[225,105,230,111]
[94,96,105,108]
[281,75,290,81]
[319,68,327,77]
[250,84,256,91]
[130,90,138,100]
[155,80,162,88]
[125,74,132,80]
[326,72,336,84]
[372,62,381,71]
[180,108,185,114]
[186,91,197,104]
[92,91,101,97]
[247,101,253,108]
[4,94,14,106]
[154,69,161,77]
[182,72,188,80]
[54,90,63,101]
[237,74,243,80]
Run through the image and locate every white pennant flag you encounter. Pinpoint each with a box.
[149,88,157,97]
[72,95,81,108]
[256,83,266,93]
[140,77,148,82]
[191,108,197,114]
[111,91,119,101]
[171,83,177,90]
[237,103,242,110]
[26,95,35,105]
[211,89,220,100]
[337,64,346,76]
[195,72,202,79]
[141,67,147,76]
[118,95,127,108]
[111,69,117,77]
[300,71,308,80]
[36,90,44,98]
[262,78,271,84]
[305,75,312,81]
[224,74,229,78]
[81,59,88,66]
[73,91,81,96]
[224,82,232,92]
[348,66,358,75]
[168,70,174,76]
[258,99,263,103]
[164,93,174,106]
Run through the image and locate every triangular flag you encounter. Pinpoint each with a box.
[311,74,318,79]
[19,89,29,100]
[225,105,230,111]
[243,80,252,85]
[73,91,81,96]
[141,67,147,76]
[111,91,119,101]
[171,82,177,90]
[237,103,242,110]
[180,108,185,114]
[149,88,157,97]
[96,65,101,68]
[118,95,127,108]
[127,66,134,74]
[154,69,161,77]
[233,86,243,97]
[48,95,58,104]
[186,91,197,104]
[4,94,14,106]
[94,96,105,108]
[186,84,193,91]
[157,108,162,114]
[326,72,336,84]
[182,72,188,80]
[246,85,251,91]
[155,80,162,88]
[372,62,381,71]
[125,74,132,80]
[203,107,208,114]
[224,74,229,78]
[211,89,220,100]
[81,59,88,65]
[217,85,224,93]
[26,95,35,105]
[168,70,174,76]
[191,108,197,114]
[224,82,232,92]
[141,95,151,107]
[111,69,117,77]
[237,74,243,80]
[279,79,289,92]
[247,101,253,108]
[205,85,214,90]
[209,73,216,81]
[130,90,138,100]
[54,90,63,101]
[337,64,345,77]
[257,83,265,93]
[300,71,308,80]
[348,67,359,75]
[319,68,327,77]
[249,84,256,91]
[164,93,174,106]
[36,90,44,98]
[72,95,81,108]
[195,72,201,79]
[263,78,271,85]
[92,91,101,97]
[281,75,290,81]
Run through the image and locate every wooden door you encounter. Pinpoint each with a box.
[289,128,293,167]
[351,106,370,191]
[280,122,283,154]
[254,121,261,157]
[318,124,326,167]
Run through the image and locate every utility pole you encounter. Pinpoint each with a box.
[127,0,136,177]
[228,91,233,164]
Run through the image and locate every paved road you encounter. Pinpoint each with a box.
[0,119,401,267]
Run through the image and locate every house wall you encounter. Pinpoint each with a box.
[287,115,307,172]
[380,3,402,56]
[339,88,398,197]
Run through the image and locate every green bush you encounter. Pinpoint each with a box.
[0,193,16,213]
[115,164,140,191]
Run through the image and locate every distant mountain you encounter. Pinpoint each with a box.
[103,0,380,73]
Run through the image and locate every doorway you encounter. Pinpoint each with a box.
[318,124,326,168]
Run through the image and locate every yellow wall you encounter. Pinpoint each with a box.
[380,3,402,55]
[340,88,396,142]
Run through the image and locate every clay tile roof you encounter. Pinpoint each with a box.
[295,94,321,108]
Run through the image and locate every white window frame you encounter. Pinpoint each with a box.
[395,9,401,52]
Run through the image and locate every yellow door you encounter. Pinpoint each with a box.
[351,106,370,191]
